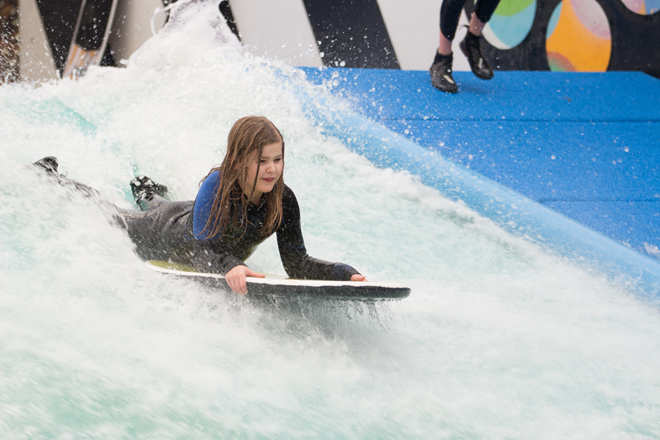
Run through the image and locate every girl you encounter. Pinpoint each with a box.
[34,116,366,295]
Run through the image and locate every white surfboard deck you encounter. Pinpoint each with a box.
[145,260,410,300]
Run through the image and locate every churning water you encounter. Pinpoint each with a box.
[1,3,659,438]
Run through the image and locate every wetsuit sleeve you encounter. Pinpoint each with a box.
[277,187,360,281]
[190,171,246,274]
[191,241,245,275]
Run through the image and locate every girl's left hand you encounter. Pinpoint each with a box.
[351,274,368,282]
[225,265,265,295]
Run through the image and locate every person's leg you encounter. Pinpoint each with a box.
[431,0,466,93]
[130,175,169,211]
[459,0,501,80]
[32,156,104,199]
[468,12,486,37]
[32,157,169,210]
[114,200,193,262]
[439,0,465,44]
[473,0,500,27]
[31,157,181,260]
[438,33,453,56]
[121,175,195,262]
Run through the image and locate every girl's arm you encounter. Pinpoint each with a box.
[190,239,245,274]
[276,187,363,281]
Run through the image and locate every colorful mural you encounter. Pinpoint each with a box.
[467,0,660,76]
[621,0,660,14]
[545,0,611,71]
[483,0,537,50]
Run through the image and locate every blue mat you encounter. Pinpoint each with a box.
[301,68,660,261]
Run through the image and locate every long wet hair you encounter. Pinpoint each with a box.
[199,116,285,239]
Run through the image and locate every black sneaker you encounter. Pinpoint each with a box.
[33,156,60,175]
[130,175,168,206]
[429,52,458,94]
[31,156,103,199]
[459,30,494,80]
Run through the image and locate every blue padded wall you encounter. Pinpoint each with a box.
[299,67,660,298]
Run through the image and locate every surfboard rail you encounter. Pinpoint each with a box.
[145,260,410,300]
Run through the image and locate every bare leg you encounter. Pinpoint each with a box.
[438,31,452,56]
[468,12,486,37]
[439,12,486,55]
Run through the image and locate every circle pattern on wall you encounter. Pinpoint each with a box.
[620,0,660,14]
[546,0,612,71]
[482,0,537,50]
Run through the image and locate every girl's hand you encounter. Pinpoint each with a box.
[351,274,368,282]
[225,265,265,295]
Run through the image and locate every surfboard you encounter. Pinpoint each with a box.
[145,260,410,300]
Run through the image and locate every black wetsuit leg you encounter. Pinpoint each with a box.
[138,193,169,211]
[52,174,193,262]
[473,0,500,25]
[114,201,193,262]
[439,0,501,40]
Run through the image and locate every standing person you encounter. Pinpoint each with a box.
[430,0,501,93]
[33,116,366,295]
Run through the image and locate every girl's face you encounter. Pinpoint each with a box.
[243,141,283,204]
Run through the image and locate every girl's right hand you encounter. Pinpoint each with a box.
[225,265,265,295]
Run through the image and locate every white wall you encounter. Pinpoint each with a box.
[18,0,59,83]
[229,0,322,67]
[377,0,471,71]
[232,0,471,71]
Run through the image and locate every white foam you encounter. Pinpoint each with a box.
[1,4,659,438]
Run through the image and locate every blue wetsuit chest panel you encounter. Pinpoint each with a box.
[193,171,221,240]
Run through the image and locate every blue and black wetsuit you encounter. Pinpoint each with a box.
[189,171,359,280]
[115,171,359,281]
